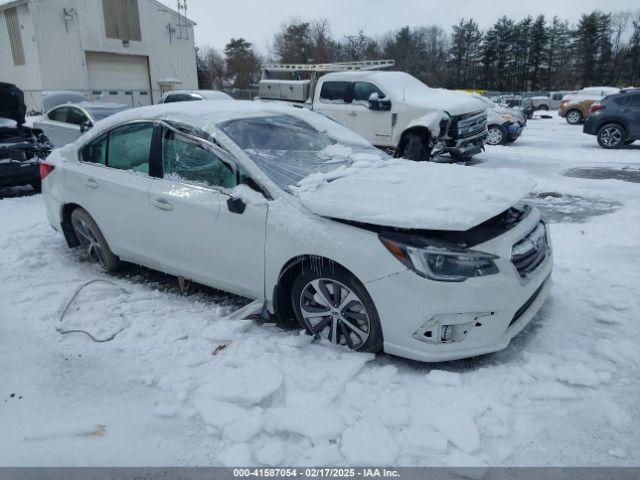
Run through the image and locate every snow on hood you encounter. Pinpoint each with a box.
[374,73,487,116]
[295,160,535,231]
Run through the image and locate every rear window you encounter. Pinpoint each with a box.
[164,93,202,103]
[319,82,350,103]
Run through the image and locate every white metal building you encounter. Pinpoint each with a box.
[0,0,198,111]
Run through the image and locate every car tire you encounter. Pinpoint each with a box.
[539,104,549,111]
[290,265,383,353]
[566,109,583,125]
[70,208,121,271]
[597,123,626,149]
[486,125,507,145]
[402,132,431,161]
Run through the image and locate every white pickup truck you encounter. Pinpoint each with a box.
[259,66,488,161]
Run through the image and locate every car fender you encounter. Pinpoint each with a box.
[401,110,449,143]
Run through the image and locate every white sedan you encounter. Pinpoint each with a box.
[40,101,552,362]
[34,102,129,147]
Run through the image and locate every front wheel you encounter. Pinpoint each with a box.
[538,104,549,111]
[566,109,583,125]
[401,132,432,161]
[486,125,507,145]
[597,124,626,149]
[291,267,383,353]
[70,208,121,271]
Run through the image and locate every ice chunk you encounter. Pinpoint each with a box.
[340,419,399,465]
[217,443,253,467]
[255,441,284,466]
[267,407,344,440]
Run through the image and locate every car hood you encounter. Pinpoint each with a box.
[403,89,487,117]
[0,82,26,126]
[296,161,535,231]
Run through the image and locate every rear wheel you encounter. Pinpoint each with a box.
[566,109,583,125]
[538,104,549,111]
[486,125,507,145]
[291,267,382,353]
[401,132,431,161]
[597,124,626,149]
[70,208,121,271]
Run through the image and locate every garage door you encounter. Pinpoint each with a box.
[86,52,152,107]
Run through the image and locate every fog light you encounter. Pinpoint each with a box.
[441,325,454,342]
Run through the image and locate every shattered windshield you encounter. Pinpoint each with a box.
[218,114,386,190]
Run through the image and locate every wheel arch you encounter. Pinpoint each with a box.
[60,202,83,247]
[395,126,432,157]
[272,254,365,328]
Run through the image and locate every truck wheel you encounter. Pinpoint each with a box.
[597,124,626,149]
[538,104,549,111]
[486,125,507,145]
[566,109,583,125]
[401,132,431,161]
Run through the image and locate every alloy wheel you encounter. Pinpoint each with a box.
[487,127,503,145]
[567,111,581,124]
[73,219,106,267]
[600,127,622,147]
[299,278,371,349]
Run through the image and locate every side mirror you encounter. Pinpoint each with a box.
[368,93,391,111]
[80,121,92,133]
[227,196,246,214]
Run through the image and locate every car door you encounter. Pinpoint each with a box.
[35,106,73,147]
[344,81,393,146]
[66,107,91,142]
[147,124,267,298]
[66,121,156,264]
[313,81,351,126]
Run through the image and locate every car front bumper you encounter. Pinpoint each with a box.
[506,122,524,141]
[445,131,488,157]
[366,207,553,362]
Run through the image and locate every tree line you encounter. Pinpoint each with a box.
[196,10,640,92]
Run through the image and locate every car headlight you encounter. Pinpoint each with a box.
[500,114,515,122]
[379,233,499,282]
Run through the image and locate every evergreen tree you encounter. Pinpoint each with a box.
[224,38,260,89]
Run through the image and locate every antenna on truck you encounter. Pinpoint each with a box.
[260,60,395,103]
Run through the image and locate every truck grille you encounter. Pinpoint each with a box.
[448,110,487,139]
[511,222,549,279]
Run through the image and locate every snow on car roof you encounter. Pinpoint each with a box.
[77,100,368,148]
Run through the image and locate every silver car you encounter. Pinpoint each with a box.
[34,102,129,147]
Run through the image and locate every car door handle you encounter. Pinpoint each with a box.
[152,199,173,211]
[85,178,99,189]
[347,111,357,116]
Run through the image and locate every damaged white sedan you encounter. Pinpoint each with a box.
[41,101,552,362]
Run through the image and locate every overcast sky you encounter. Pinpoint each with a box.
[158,0,639,53]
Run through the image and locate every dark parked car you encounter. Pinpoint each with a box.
[583,88,640,149]
[1,82,51,191]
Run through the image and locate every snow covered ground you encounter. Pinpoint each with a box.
[1,113,639,467]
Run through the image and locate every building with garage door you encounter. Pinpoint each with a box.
[0,0,198,111]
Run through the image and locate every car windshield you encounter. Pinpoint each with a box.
[218,114,386,190]
[85,105,129,122]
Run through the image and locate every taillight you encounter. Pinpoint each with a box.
[39,163,54,180]
[590,103,605,113]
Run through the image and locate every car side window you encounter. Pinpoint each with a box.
[68,108,89,126]
[162,129,236,189]
[552,94,562,100]
[48,107,69,123]
[319,82,350,103]
[81,134,108,165]
[629,94,640,107]
[107,122,153,174]
[353,82,386,104]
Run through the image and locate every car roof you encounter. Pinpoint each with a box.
[82,100,305,137]
[161,89,232,100]
[321,71,406,82]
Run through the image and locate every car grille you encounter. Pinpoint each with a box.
[511,221,549,279]
[449,110,487,139]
